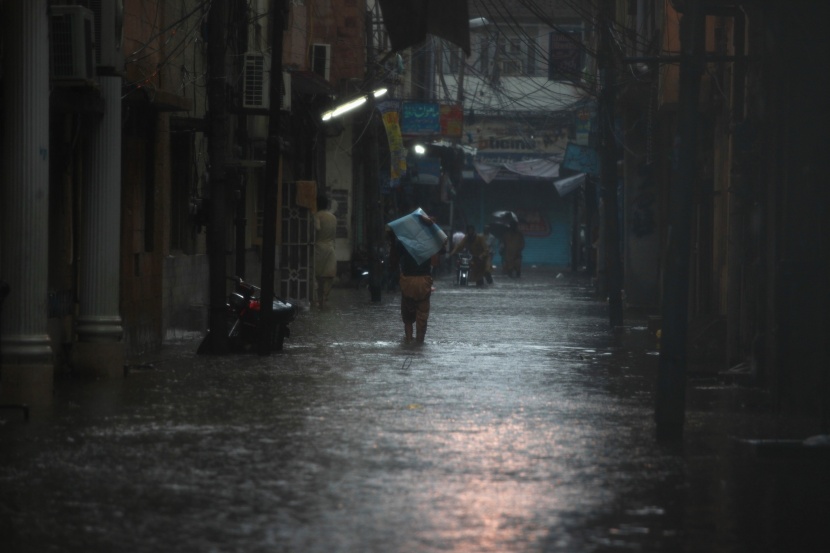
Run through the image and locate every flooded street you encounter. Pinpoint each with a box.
[1,270,826,552]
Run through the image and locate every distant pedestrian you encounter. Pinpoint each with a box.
[314,194,337,308]
[501,222,525,278]
[482,225,498,284]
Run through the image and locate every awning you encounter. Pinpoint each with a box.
[472,157,561,184]
[553,172,586,196]
[291,70,334,96]
[122,86,192,112]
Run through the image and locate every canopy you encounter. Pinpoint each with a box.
[387,208,448,265]
[377,0,471,55]
[553,172,586,196]
[473,157,561,184]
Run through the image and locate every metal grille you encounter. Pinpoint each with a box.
[50,15,76,78]
[279,182,314,303]
[243,53,267,108]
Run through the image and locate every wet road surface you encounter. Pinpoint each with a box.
[1,270,826,552]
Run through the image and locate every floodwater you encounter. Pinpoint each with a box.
[1,269,826,552]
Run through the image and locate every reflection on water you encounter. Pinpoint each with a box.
[1,271,822,552]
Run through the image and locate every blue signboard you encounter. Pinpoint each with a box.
[401,102,440,135]
[562,142,599,177]
[410,156,441,185]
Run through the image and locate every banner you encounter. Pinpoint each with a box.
[377,100,407,187]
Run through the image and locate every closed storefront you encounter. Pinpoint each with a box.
[455,179,573,268]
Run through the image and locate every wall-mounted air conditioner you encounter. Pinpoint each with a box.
[310,43,331,81]
[242,52,291,111]
[49,5,96,82]
[89,0,125,73]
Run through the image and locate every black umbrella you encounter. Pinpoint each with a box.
[492,210,519,224]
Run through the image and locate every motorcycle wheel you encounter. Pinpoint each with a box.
[459,271,468,286]
[272,324,286,352]
[227,317,244,352]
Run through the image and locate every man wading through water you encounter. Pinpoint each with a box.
[389,213,446,344]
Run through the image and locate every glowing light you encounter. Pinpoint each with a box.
[321,88,389,121]
[321,96,367,121]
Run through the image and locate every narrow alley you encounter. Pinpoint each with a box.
[1,270,825,552]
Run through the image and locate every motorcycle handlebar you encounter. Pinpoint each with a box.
[228,276,260,292]
[229,276,289,302]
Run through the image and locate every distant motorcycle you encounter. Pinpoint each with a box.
[197,276,298,354]
[456,251,472,286]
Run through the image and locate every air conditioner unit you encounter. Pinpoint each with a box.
[242,52,291,112]
[89,0,125,73]
[49,5,96,82]
[310,43,331,81]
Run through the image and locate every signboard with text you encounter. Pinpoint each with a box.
[549,28,584,82]
[401,102,441,135]
[562,142,599,176]
[439,104,463,138]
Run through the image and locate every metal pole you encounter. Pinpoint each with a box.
[655,0,704,441]
[367,107,383,303]
[258,0,287,354]
[599,0,624,327]
[205,0,229,354]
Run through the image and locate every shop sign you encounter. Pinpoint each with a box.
[562,142,599,177]
[401,102,440,135]
[439,104,463,138]
[410,157,441,185]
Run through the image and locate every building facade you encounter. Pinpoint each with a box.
[1,0,369,405]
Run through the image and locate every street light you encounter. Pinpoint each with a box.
[321,87,388,121]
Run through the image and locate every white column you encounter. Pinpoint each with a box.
[73,75,125,377]
[0,0,55,405]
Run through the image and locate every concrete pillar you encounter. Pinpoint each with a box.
[0,1,55,406]
[72,76,125,378]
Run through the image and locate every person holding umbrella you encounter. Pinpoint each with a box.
[501,221,525,278]
[388,209,448,344]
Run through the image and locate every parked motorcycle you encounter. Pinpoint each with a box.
[197,276,298,354]
[456,251,472,286]
[356,247,395,292]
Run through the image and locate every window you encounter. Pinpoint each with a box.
[440,43,460,75]
[548,27,585,82]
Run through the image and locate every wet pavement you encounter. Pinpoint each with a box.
[1,269,827,552]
